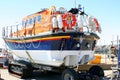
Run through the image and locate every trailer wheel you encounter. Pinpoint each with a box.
[18,61,33,78]
[8,60,33,79]
[61,68,79,80]
[89,66,104,78]
[8,63,13,74]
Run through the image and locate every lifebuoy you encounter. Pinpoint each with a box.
[93,18,99,31]
[62,12,76,29]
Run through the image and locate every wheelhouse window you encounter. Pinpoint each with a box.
[22,21,25,27]
[29,18,33,25]
[33,17,36,23]
[38,15,41,22]
[25,20,28,26]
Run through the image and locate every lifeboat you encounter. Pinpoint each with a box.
[2,6,102,79]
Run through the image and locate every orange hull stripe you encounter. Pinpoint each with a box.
[6,36,71,43]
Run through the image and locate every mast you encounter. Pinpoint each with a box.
[74,0,76,8]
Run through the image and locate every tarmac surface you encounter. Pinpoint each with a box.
[0,68,118,80]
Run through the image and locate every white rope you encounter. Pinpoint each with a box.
[24,42,31,48]
[32,41,41,48]
[18,43,24,48]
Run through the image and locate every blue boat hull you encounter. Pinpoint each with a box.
[4,32,99,51]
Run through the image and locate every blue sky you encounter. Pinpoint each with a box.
[0,0,120,47]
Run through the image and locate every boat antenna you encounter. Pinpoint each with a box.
[74,0,76,8]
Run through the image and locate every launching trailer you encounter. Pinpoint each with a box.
[2,6,105,80]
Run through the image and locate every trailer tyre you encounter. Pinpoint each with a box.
[89,66,104,78]
[62,68,79,80]
[8,60,33,79]
[18,60,33,78]
[8,63,13,74]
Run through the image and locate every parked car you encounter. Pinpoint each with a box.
[0,53,5,67]
[0,49,9,68]
[0,48,2,52]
